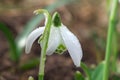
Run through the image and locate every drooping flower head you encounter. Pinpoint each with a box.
[25,11,83,67]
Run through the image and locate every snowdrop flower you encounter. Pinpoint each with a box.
[25,12,83,67]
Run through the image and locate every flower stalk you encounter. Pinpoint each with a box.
[34,9,52,80]
[103,0,118,80]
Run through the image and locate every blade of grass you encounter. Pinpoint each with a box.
[0,23,19,62]
[103,0,118,80]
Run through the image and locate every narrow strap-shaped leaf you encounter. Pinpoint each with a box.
[81,62,92,80]
[0,23,19,62]
[103,0,119,80]
[92,62,104,80]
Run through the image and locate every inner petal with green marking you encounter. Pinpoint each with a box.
[55,44,66,54]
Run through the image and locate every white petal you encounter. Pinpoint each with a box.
[25,27,45,53]
[59,25,83,67]
[46,26,61,55]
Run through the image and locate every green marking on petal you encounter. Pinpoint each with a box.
[55,44,66,54]
[52,12,61,27]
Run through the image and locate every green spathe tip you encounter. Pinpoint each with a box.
[52,12,62,27]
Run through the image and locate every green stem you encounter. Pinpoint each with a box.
[103,0,118,80]
[34,9,52,80]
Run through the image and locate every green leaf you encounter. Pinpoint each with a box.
[0,22,19,62]
[91,62,104,80]
[81,62,92,80]
[74,71,85,80]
